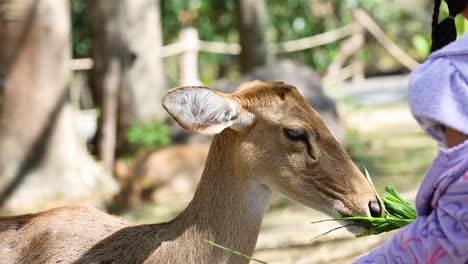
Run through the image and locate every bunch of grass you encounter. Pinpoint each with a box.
[312,169,417,238]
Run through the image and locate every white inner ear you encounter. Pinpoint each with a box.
[231,110,255,131]
[163,87,248,134]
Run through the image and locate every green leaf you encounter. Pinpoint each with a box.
[205,240,268,264]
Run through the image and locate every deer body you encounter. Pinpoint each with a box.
[0,81,381,264]
[1,131,270,264]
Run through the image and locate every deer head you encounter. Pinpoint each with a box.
[163,80,381,228]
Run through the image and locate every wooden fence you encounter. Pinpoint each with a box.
[71,9,420,85]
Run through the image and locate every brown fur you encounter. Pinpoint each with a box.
[0,81,378,264]
[113,144,210,212]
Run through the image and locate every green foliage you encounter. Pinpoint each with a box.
[125,122,171,150]
[161,0,237,43]
[161,0,238,86]
[455,16,468,37]
[269,0,423,71]
[71,0,91,58]
[158,0,432,82]
[71,0,441,80]
[412,34,431,58]
[345,129,376,172]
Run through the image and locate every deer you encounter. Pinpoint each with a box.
[0,80,382,264]
[113,143,210,212]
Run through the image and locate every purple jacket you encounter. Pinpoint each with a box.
[355,35,468,263]
[354,140,468,263]
[406,34,468,145]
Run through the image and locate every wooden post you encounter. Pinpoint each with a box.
[88,0,123,170]
[100,59,121,169]
[179,27,201,86]
[120,0,168,123]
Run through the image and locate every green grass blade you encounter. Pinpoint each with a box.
[364,167,388,215]
[386,218,414,226]
[385,185,406,201]
[384,186,416,219]
[310,218,348,224]
[205,240,268,264]
[310,224,356,241]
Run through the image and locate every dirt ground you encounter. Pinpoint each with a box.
[253,204,393,263]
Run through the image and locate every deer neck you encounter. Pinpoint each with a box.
[174,129,272,256]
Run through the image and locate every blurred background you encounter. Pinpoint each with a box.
[1,0,467,263]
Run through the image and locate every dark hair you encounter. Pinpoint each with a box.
[431,0,468,52]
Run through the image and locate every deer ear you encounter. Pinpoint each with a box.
[162,86,254,134]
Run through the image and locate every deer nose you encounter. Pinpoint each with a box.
[369,200,382,217]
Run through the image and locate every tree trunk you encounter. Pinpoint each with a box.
[89,0,167,161]
[88,0,123,170]
[0,0,117,214]
[235,0,271,73]
[121,0,167,123]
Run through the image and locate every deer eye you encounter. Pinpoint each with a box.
[283,128,307,142]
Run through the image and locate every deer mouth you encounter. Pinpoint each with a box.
[340,220,369,234]
[333,202,373,234]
